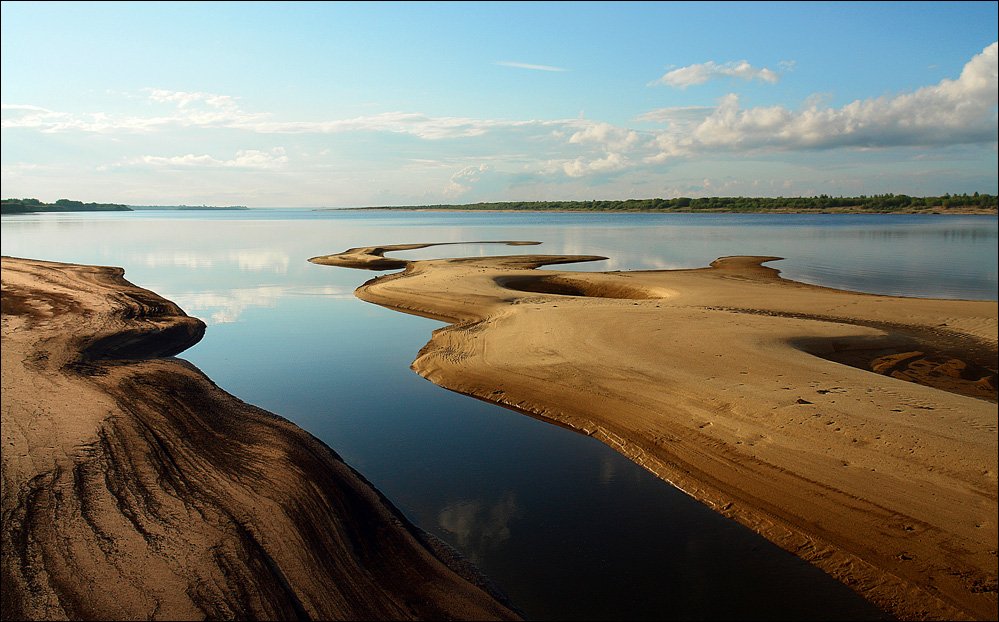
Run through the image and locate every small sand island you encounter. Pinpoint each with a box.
[311,242,998,621]
[0,256,519,620]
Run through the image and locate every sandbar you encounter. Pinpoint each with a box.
[311,243,998,621]
[0,256,519,620]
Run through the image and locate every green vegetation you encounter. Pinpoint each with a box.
[2,198,132,214]
[357,193,997,214]
[2,199,250,214]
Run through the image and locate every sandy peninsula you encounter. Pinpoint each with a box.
[0,256,520,621]
[311,243,998,621]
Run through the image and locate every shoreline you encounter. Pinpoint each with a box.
[326,207,999,215]
[0,256,519,621]
[311,243,998,621]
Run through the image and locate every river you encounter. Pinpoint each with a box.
[3,209,995,620]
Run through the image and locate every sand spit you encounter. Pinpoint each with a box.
[310,243,998,621]
[0,256,519,621]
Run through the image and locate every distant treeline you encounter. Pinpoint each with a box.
[131,205,249,210]
[360,193,997,213]
[1,198,132,214]
[2,199,250,214]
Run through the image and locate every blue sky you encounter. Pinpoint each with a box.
[2,1,996,207]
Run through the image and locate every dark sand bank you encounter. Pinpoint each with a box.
[0,256,519,621]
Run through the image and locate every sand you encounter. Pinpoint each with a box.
[311,243,998,621]
[0,256,520,621]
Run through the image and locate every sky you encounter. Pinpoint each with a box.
[1,1,997,207]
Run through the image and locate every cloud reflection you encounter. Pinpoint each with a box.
[169,284,352,324]
[129,249,290,273]
[438,491,520,561]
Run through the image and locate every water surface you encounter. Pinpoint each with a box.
[3,209,995,620]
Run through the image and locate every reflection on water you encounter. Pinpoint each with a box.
[129,248,291,273]
[2,209,994,620]
[384,212,998,300]
[169,284,354,324]
[439,491,520,561]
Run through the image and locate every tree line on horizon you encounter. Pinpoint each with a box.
[362,193,997,213]
[3,193,996,214]
[1,198,132,214]
[0,198,251,214]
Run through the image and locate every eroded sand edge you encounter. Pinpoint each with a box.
[311,243,998,621]
[0,256,519,621]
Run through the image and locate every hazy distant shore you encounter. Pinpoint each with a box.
[334,194,998,214]
[0,256,518,621]
[312,242,998,621]
[343,206,999,214]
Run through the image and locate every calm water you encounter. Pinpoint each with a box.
[3,210,996,620]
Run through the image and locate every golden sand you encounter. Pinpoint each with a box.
[311,242,998,621]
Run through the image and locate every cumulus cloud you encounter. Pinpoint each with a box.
[443,163,489,197]
[539,122,649,180]
[560,152,630,178]
[495,60,567,72]
[649,41,998,160]
[3,43,995,190]
[137,148,288,170]
[652,59,782,88]
[567,122,640,151]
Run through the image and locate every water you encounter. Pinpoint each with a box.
[3,209,996,620]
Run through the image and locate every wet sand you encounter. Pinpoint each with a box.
[311,243,998,621]
[0,256,519,621]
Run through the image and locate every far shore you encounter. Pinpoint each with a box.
[321,194,998,215]
[311,242,998,621]
[330,206,999,215]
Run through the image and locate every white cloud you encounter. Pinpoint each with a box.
[1,103,166,133]
[652,59,782,88]
[567,122,641,151]
[635,106,715,125]
[2,88,263,133]
[137,148,288,170]
[443,163,489,197]
[3,88,585,140]
[495,60,567,72]
[145,88,239,110]
[650,41,998,160]
[2,43,995,194]
[560,152,629,178]
[249,111,574,140]
[543,122,649,180]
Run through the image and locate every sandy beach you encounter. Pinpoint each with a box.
[0,256,520,621]
[312,243,998,621]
